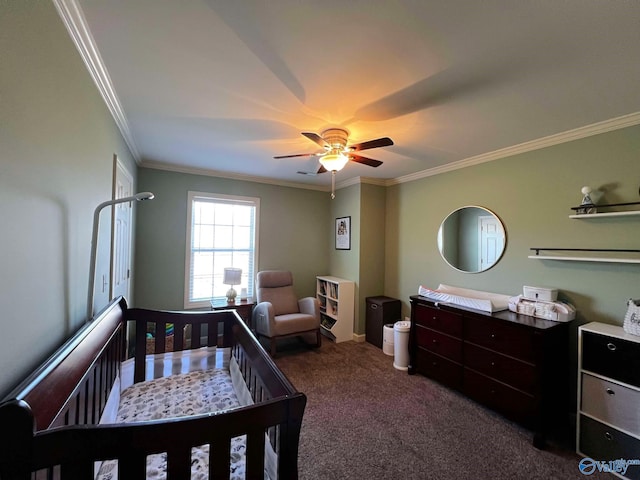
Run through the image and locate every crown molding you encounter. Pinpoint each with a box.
[388,111,640,186]
[139,160,329,192]
[335,176,387,190]
[53,0,140,162]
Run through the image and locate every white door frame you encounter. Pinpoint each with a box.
[110,154,134,301]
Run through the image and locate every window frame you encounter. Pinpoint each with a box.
[184,191,260,309]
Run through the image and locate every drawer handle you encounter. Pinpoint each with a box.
[604,432,613,441]
[490,334,496,339]
[606,388,615,396]
[432,339,438,344]
[371,304,378,310]
[490,361,496,367]
[433,316,437,320]
[432,362,438,367]
[607,342,617,351]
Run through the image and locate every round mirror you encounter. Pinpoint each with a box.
[437,206,506,273]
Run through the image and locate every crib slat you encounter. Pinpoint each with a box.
[246,430,266,479]
[191,323,202,349]
[61,459,92,479]
[119,454,147,480]
[166,445,192,478]
[210,438,231,478]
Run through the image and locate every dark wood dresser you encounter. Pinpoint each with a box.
[409,295,570,447]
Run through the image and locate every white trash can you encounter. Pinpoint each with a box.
[393,320,411,371]
[383,323,395,356]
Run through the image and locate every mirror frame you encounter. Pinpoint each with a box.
[437,205,506,273]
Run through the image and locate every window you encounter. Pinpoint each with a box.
[184,191,259,309]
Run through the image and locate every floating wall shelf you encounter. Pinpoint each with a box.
[570,201,640,219]
[529,248,640,264]
[570,210,640,219]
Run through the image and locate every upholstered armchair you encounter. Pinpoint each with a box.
[252,270,321,356]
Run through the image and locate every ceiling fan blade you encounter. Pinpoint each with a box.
[273,152,317,159]
[296,165,327,175]
[349,137,394,151]
[349,154,383,168]
[301,132,328,148]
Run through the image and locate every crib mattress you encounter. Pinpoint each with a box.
[96,355,250,479]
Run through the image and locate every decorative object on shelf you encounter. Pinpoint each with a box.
[575,186,597,214]
[335,216,351,250]
[223,267,242,303]
[623,298,640,336]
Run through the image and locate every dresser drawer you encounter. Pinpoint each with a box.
[582,332,640,388]
[464,342,536,394]
[415,325,462,363]
[465,316,535,363]
[463,369,536,425]
[415,349,462,390]
[581,373,640,435]
[580,415,640,480]
[414,304,462,338]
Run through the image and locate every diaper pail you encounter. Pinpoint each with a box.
[393,320,411,370]
[383,323,395,356]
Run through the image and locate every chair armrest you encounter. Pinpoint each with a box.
[253,302,275,335]
[298,297,320,321]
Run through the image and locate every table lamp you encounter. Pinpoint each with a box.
[223,267,242,303]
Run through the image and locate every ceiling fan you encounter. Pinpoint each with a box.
[274,127,393,198]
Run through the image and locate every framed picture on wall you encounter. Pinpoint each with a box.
[335,216,351,250]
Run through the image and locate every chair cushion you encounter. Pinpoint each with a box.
[257,270,294,288]
[273,313,318,336]
[259,286,299,316]
[256,271,300,316]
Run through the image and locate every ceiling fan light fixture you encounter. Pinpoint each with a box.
[319,152,349,172]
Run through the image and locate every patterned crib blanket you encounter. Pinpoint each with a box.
[96,355,265,480]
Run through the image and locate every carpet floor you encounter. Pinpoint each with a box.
[272,338,614,480]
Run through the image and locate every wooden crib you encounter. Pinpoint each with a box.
[0,297,306,479]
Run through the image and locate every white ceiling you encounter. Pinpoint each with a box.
[68,0,640,189]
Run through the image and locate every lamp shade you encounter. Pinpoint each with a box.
[319,152,349,172]
[223,267,242,286]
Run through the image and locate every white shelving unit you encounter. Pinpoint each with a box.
[577,322,640,480]
[316,276,354,343]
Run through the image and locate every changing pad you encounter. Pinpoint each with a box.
[418,284,512,313]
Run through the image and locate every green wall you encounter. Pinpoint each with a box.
[385,125,640,325]
[134,168,330,310]
[0,2,137,396]
[325,182,388,336]
[385,124,640,405]
[358,183,388,332]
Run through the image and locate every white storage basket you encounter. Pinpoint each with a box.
[623,299,640,336]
